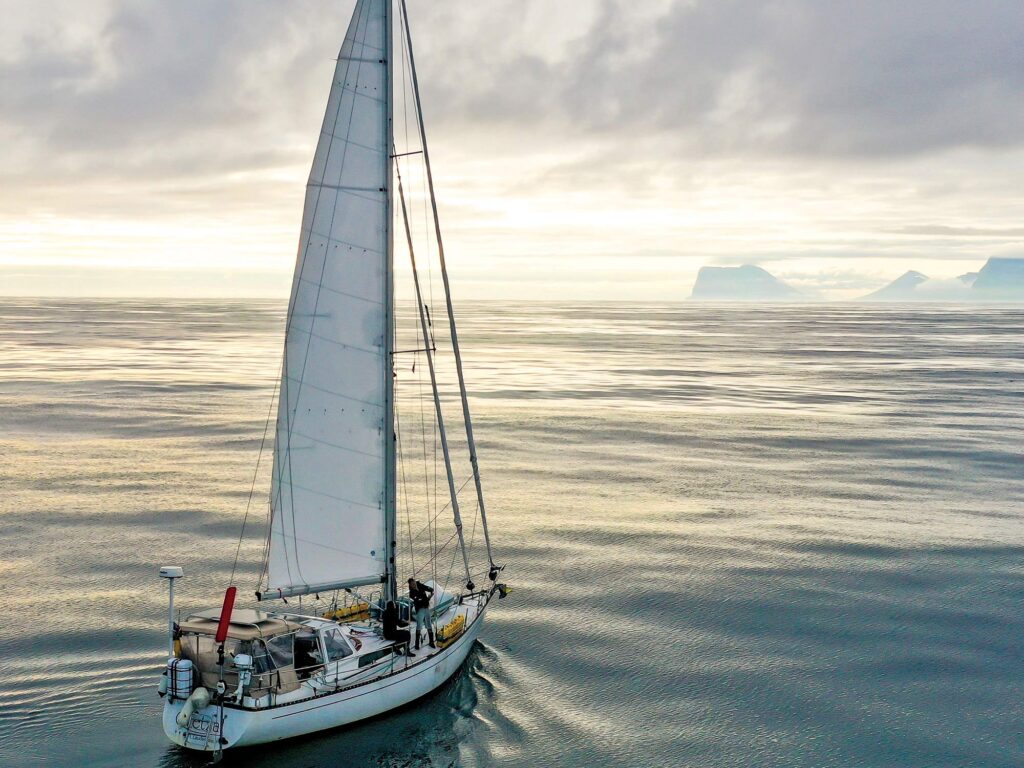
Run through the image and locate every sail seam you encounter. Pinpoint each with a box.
[300,231,384,256]
[308,182,384,195]
[272,530,385,558]
[282,374,383,409]
[337,84,386,105]
[286,429,383,460]
[289,325,382,356]
[276,479,381,510]
[316,133,381,155]
[297,275,384,306]
[343,38,384,54]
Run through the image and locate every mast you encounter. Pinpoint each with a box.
[395,162,474,590]
[382,0,397,606]
[399,0,497,571]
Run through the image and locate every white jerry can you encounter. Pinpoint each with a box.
[166,658,193,700]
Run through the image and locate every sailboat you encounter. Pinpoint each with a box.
[156,0,506,754]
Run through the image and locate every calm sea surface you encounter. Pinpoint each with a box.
[1,300,1023,767]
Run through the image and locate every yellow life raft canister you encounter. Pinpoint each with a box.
[436,613,466,648]
[323,602,370,623]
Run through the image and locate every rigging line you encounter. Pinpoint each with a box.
[230,361,281,587]
[394,382,416,577]
[404,474,474,546]
[413,340,432,585]
[398,7,435,344]
[411,530,458,577]
[422,132,434,327]
[408,331,424,511]
[259,487,273,589]
[410,268,434,585]
[258,374,289,587]
[285,356,305,586]
[443,529,459,599]
[411,19,435,323]
[395,155,473,586]
[465,496,480,564]
[399,6,412,168]
[431,333,438,587]
[433,387,438,586]
[277,360,298,588]
[401,0,496,570]
[408,294,437,586]
[260,400,281,589]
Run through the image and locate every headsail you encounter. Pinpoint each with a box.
[266,0,392,599]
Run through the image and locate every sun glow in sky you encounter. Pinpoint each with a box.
[2,0,1023,299]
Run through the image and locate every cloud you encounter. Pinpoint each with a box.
[1,1,1023,298]
[887,225,1024,238]
[5,0,1023,182]
[413,0,1024,158]
[0,1,336,183]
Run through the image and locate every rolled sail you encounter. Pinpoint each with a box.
[267,0,391,598]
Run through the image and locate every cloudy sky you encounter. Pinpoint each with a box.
[2,0,1022,299]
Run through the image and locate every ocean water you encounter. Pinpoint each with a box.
[1,300,1023,767]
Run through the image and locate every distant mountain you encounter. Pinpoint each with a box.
[971,258,1024,298]
[689,265,801,301]
[864,270,929,300]
[860,258,1024,301]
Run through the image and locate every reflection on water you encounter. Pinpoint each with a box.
[0,300,1022,767]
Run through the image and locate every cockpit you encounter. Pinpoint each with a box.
[176,608,367,696]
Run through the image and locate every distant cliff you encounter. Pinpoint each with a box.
[971,258,1024,298]
[689,265,801,301]
[861,258,1024,301]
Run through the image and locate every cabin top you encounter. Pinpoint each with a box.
[179,608,306,641]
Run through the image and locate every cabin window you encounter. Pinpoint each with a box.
[294,631,322,673]
[235,640,275,675]
[265,634,294,668]
[358,648,392,668]
[321,629,353,661]
[180,634,239,669]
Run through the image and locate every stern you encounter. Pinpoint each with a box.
[163,696,252,752]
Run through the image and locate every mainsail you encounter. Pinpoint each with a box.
[266,0,393,599]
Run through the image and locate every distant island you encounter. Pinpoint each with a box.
[689,265,802,301]
[861,257,1024,301]
[862,270,930,300]
[688,258,1024,301]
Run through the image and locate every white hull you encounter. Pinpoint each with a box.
[162,604,487,752]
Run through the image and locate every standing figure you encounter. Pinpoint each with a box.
[407,578,436,650]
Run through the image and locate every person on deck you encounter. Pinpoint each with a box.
[407,578,436,650]
[381,600,413,657]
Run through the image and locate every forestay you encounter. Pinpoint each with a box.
[267,0,392,598]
